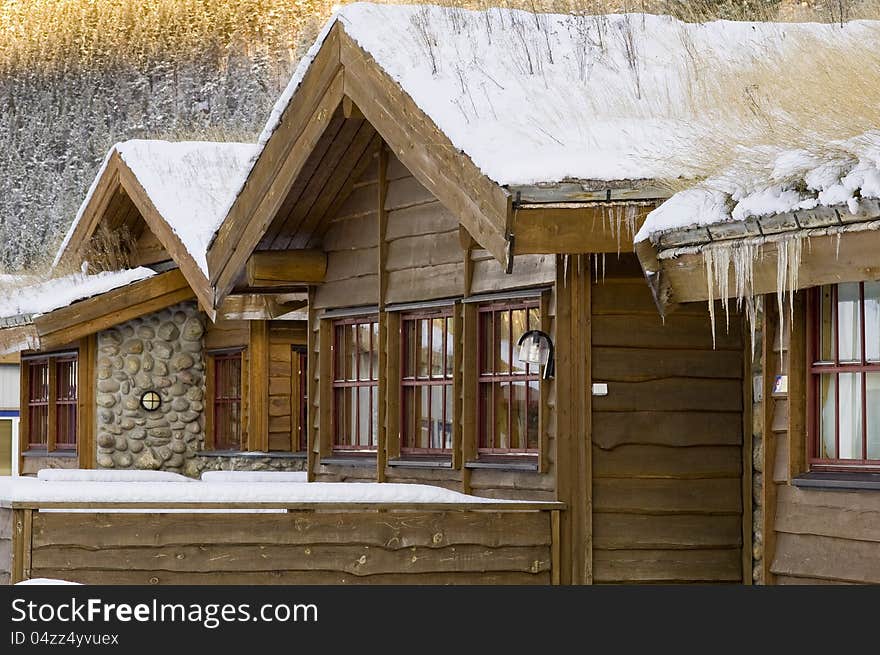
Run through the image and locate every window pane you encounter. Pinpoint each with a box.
[868,373,880,460]
[496,383,509,449]
[431,318,445,378]
[370,385,378,446]
[430,384,444,449]
[444,384,454,450]
[495,310,510,374]
[838,282,861,362]
[819,374,836,459]
[866,281,880,362]
[417,319,429,378]
[818,285,835,362]
[357,324,372,381]
[838,372,863,459]
[371,322,380,381]
[511,309,528,373]
[527,380,540,450]
[479,382,493,449]
[334,326,346,382]
[511,381,527,449]
[357,386,370,446]
[444,317,454,378]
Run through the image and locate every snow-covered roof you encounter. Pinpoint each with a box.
[0,268,155,325]
[636,131,880,243]
[247,3,875,190]
[55,140,259,276]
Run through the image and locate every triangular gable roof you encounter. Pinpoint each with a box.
[55,140,258,313]
[206,3,876,305]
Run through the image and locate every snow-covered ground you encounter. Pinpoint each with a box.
[0,472,518,508]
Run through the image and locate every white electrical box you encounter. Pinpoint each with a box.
[591,383,608,396]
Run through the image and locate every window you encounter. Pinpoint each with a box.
[212,351,243,451]
[477,301,541,457]
[810,282,880,470]
[332,316,379,452]
[400,309,454,455]
[24,353,78,451]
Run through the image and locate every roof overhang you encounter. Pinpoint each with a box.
[0,270,194,355]
[637,200,880,315]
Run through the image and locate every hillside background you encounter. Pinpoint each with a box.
[0,0,876,273]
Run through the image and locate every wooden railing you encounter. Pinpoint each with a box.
[3,501,563,585]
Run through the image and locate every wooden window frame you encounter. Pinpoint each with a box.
[331,315,380,453]
[294,346,308,453]
[399,307,455,458]
[475,299,542,460]
[21,351,79,453]
[807,282,880,471]
[204,348,245,452]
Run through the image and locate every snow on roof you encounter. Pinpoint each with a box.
[249,3,875,189]
[0,267,155,323]
[0,475,519,505]
[55,140,259,276]
[636,131,880,243]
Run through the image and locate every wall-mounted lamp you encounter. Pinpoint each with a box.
[516,329,555,380]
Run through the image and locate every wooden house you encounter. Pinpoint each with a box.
[2,5,877,585]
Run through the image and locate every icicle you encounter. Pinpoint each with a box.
[601,252,606,282]
[704,247,718,349]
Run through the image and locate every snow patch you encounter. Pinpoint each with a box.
[15,578,82,586]
[38,469,194,483]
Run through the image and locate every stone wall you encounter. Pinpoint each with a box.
[96,302,205,477]
[196,453,307,473]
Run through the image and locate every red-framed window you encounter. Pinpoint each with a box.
[213,351,243,451]
[400,308,454,455]
[25,353,78,451]
[55,356,78,450]
[27,360,49,449]
[809,282,880,470]
[477,300,541,456]
[332,316,379,452]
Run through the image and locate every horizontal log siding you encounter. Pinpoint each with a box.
[267,325,306,456]
[27,508,553,585]
[771,486,880,584]
[591,257,744,583]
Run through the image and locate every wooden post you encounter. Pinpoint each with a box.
[77,335,97,468]
[204,355,216,450]
[19,361,29,474]
[741,323,754,584]
[47,361,57,453]
[11,508,32,583]
[318,318,333,459]
[451,304,463,470]
[306,288,318,481]
[761,298,779,585]
[377,145,389,482]
[461,303,477,495]
[788,292,807,477]
[248,321,270,452]
[554,255,574,585]
[551,509,561,586]
[245,250,327,287]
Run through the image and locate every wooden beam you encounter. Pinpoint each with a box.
[788,292,807,478]
[509,181,671,204]
[217,294,294,321]
[32,270,194,352]
[377,146,389,482]
[338,29,512,268]
[654,227,880,305]
[208,26,344,304]
[247,321,270,452]
[513,204,652,254]
[761,299,779,586]
[343,95,364,120]
[246,250,327,288]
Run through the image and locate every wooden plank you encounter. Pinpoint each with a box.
[788,292,807,477]
[593,513,742,549]
[771,532,880,584]
[513,204,651,254]
[29,569,548,586]
[204,320,248,350]
[34,543,550,575]
[377,147,389,481]
[761,298,779,585]
[246,250,327,286]
[386,201,459,241]
[32,510,550,548]
[317,318,333,458]
[775,485,880,543]
[593,478,742,515]
[325,247,379,282]
[10,509,24,583]
[306,288,318,477]
[313,275,379,309]
[451,304,462,470]
[592,412,743,449]
[592,445,742,479]
[592,347,742,381]
[460,303,477,495]
[385,230,461,271]
[384,175,437,210]
[592,315,742,350]
[76,335,96,468]
[554,255,574,584]
[322,213,379,252]
[551,510,561,585]
[209,28,344,301]
[385,264,464,305]
[470,254,555,295]
[742,337,753,584]
[593,548,742,583]
[22,508,32,580]
[591,378,742,412]
[591,280,708,316]
[248,321,270,452]
[658,227,880,304]
[339,30,511,266]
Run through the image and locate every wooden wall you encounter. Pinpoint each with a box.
[590,256,745,583]
[24,507,555,585]
[268,323,307,452]
[771,486,880,584]
[0,507,11,585]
